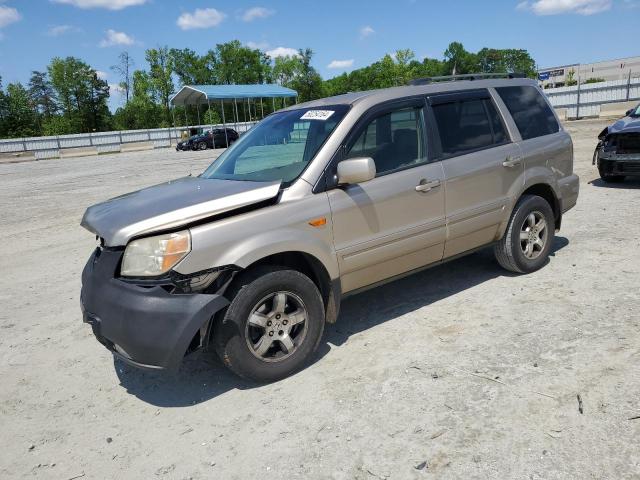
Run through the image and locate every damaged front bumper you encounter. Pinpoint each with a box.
[595,150,640,175]
[80,247,229,372]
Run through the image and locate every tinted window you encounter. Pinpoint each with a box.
[496,86,559,140]
[346,107,425,175]
[432,98,508,157]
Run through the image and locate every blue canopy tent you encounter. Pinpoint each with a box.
[170,84,298,147]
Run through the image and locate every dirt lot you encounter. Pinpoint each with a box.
[1,119,639,479]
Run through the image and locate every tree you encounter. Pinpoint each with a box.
[288,48,323,102]
[111,51,134,104]
[113,69,164,130]
[145,47,174,125]
[28,71,57,118]
[3,83,37,138]
[48,56,111,133]
[212,40,271,85]
[443,42,477,75]
[170,48,215,86]
[476,48,536,78]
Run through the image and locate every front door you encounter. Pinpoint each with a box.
[327,101,446,293]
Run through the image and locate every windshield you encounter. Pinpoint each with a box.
[201,105,349,184]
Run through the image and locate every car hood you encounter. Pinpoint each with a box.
[609,116,640,135]
[81,177,281,246]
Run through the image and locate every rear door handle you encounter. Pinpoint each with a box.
[503,156,523,168]
[415,179,441,192]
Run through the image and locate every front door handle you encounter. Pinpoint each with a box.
[503,156,523,168]
[415,179,441,192]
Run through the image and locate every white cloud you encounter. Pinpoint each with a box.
[359,25,375,38]
[266,47,299,59]
[99,29,135,47]
[109,83,124,94]
[96,70,108,80]
[518,0,612,15]
[241,6,274,22]
[51,0,148,10]
[47,24,78,36]
[246,41,269,50]
[0,5,21,29]
[177,8,225,30]
[327,59,354,69]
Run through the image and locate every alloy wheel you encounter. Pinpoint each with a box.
[519,211,547,260]
[245,291,308,363]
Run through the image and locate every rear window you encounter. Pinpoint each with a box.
[431,98,508,158]
[495,86,559,140]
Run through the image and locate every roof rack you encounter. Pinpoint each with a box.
[409,72,527,86]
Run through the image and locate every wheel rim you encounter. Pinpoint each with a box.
[519,211,548,260]
[245,291,308,363]
[199,143,206,150]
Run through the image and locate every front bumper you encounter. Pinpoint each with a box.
[80,248,228,372]
[176,143,192,151]
[597,152,640,175]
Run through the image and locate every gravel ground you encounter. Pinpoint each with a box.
[1,120,639,479]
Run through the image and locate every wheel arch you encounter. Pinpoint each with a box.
[520,183,561,229]
[228,251,341,324]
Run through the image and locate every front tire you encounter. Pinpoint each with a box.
[214,266,325,383]
[197,141,207,151]
[494,195,555,274]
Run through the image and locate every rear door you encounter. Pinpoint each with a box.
[326,99,446,293]
[426,89,524,258]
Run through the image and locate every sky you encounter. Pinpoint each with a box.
[0,0,638,110]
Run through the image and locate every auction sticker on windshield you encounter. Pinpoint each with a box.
[301,110,335,121]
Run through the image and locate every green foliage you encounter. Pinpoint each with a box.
[48,56,111,133]
[584,77,605,84]
[3,83,37,137]
[145,47,174,124]
[566,69,577,86]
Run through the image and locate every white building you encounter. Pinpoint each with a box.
[538,56,640,88]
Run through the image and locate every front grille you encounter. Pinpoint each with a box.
[619,163,640,173]
[615,134,640,155]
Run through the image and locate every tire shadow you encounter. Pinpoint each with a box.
[115,236,569,407]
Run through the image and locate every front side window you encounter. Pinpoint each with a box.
[431,98,508,157]
[202,105,349,184]
[496,86,559,140]
[345,106,425,176]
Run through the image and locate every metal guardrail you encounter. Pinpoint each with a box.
[0,121,258,159]
[543,76,640,119]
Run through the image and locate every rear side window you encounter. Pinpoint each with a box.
[431,98,508,158]
[496,86,559,140]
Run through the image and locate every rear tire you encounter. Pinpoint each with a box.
[197,142,207,151]
[214,266,325,383]
[494,195,555,274]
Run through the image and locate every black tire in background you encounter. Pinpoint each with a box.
[494,194,555,274]
[214,266,325,383]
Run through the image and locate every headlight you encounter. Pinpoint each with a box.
[121,230,191,277]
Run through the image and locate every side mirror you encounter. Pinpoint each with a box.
[626,109,633,116]
[337,157,376,185]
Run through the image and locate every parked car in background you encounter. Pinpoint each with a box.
[594,103,640,182]
[81,76,579,383]
[176,128,239,151]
